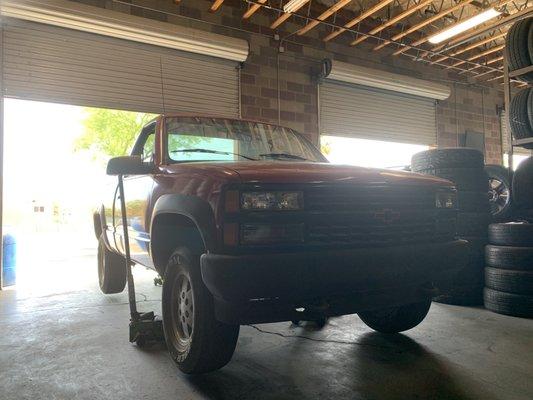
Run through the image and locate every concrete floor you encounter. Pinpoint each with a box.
[1,252,533,400]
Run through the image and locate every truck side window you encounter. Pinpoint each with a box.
[142,134,155,162]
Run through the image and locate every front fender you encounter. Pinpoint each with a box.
[150,194,218,253]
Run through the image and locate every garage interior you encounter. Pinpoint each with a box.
[1,0,533,399]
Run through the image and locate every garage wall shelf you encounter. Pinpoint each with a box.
[503,57,533,170]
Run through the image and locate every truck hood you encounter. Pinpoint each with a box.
[163,161,453,187]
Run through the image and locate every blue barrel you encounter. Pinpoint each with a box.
[2,234,17,286]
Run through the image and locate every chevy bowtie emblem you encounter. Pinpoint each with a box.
[374,208,401,224]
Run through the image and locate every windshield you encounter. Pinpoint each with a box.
[165,117,326,163]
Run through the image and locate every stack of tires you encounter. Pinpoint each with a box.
[484,223,533,318]
[412,148,490,305]
[506,17,533,146]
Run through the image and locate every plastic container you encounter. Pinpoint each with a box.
[2,233,17,286]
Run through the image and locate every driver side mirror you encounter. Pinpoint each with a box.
[106,156,154,176]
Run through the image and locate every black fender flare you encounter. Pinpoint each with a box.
[150,194,218,254]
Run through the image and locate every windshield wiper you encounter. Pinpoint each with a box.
[171,148,257,161]
[259,153,309,161]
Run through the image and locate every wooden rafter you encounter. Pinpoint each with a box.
[445,43,505,68]
[322,0,395,42]
[373,0,475,51]
[210,0,224,12]
[460,55,503,73]
[350,0,434,46]
[297,0,352,36]
[271,0,311,29]
[243,0,267,19]
[429,31,506,64]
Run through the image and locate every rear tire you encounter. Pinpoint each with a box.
[97,237,127,294]
[162,247,239,374]
[358,299,431,333]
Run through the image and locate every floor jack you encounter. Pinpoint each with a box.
[117,174,165,347]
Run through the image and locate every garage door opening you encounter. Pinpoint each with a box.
[2,98,153,295]
[321,135,429,169]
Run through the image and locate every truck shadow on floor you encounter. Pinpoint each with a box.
[184,330,497,400]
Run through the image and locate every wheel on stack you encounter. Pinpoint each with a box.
[484,222,533,318]
[485,165,513,222]
[412,148,489,305]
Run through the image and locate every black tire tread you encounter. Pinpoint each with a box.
[512,156,533,210]
[411,149,484,172]
[483,288,533,318]
[98,238,127,294]
[506,18,533,82]
[485,267,533,295]
[489,222,533,247]
[358,300,431,333]
[509,89,533,139]
[485,245,533,270]
[417,168,489,192]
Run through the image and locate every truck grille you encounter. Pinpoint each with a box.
[304,185,455,247]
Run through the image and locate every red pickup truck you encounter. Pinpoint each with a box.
[94,115,466,374]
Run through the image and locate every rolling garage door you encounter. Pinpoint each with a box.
[320,80,438,146]
[1,18,241,117]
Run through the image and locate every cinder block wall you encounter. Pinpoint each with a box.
[75,0,505,164]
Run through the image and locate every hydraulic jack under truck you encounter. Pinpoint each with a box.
[108,160,165,347]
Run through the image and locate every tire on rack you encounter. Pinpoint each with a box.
[489,222,533,247]
[162,247,239,374]
[485,165,513,221]
[485,267,533,296]
[485,245,533,270]
[512,156,533,211]
[411,148,484,172]
[509,89,533,140]
[357,299,432,334]
[417,168,489,192]
[506,18,533,82]
[97,236,127,294]
[483,288,533,318]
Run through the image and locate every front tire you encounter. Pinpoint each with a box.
[97,237,126,294]
[162,248,239,374]
[358,300,432,334]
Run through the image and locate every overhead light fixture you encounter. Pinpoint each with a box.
[428,8,501,44]
[283,0,309,13]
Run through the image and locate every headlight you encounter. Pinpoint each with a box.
[241,191,303,211]
[436,191,457,209]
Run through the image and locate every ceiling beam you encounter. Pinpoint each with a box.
[445,43,504,68]
[350,0,434,46]
[459,55,503,74]
[270,0,310,29]
[322,0,395,42]
[374,0,475,51]
[242,0,267,19]
[429,31,506,64]
[210,0,224,12]
[297,0,352,36]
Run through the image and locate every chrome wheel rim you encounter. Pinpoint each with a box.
[172,273,194,345]
[488,177,510,216]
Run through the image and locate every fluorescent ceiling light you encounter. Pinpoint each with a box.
[429,8,501,44]
[284,0,309,13]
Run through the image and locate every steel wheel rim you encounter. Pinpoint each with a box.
[171,273,194,346]
[488,178,510,215]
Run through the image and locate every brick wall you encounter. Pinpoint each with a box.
[73,0,504,164]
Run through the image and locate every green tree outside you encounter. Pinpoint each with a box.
[74,108,156,159]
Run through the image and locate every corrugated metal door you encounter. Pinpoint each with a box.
[320,80,437,145]
[2,18,240,117]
